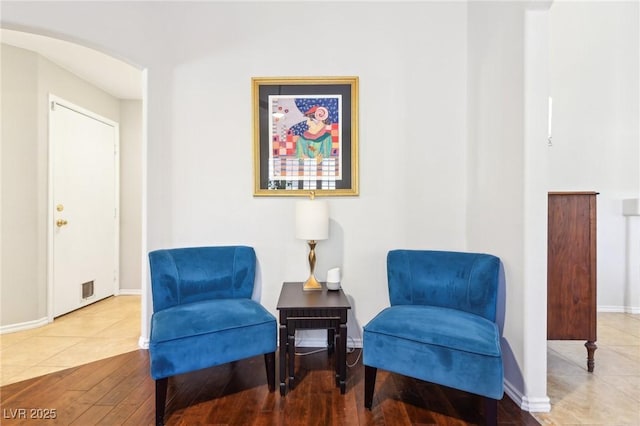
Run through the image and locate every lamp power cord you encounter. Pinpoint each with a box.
[293,335,362,367]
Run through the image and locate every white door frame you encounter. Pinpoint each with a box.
[47,94,120,322]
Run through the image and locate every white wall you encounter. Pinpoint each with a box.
[1,45,39,325]
[550,1,640,311]
[157,2,470,331]
[119,99,143,292]
[466,1,550,411]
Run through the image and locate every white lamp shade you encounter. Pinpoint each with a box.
[295,200,329,241]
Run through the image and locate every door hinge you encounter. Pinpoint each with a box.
[51,101,56,111]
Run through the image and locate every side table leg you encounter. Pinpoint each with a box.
[279,324,287,396]
[334,328,340,386]
[585,340,597,373]
[338,323,347,394]
[327,328,335,355]
[288,331,296,390]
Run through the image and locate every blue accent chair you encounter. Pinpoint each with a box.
[148,246,277,425]
[363,250,503,426]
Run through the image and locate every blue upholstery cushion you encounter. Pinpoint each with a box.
[364,305,500,357]
[149,299,276,380]
[387,250,500,321]
[363,306,503,399]
[151,299,275,343]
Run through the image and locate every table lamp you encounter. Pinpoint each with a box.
[295,196,329,291]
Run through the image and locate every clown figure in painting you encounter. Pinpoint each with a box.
[266,95,340,187]
[295,105,333,162]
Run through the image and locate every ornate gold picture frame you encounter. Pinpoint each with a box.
[252,76,359,197]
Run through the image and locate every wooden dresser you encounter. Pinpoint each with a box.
[547,191,598,372]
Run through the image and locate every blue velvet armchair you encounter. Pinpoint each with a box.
[148,246,277,425]
[363,250,503,426]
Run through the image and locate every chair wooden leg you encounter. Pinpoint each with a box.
[364,365,377,409]
[264,352,276,392]
[156,377,168,426]
[483,396,498,426]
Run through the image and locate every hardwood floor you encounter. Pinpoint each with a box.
[0,347,538,425]
[3,298,639,424]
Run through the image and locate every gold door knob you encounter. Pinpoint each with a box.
[56,219,68,228]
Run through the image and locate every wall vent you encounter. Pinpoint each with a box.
[82,281,94,299]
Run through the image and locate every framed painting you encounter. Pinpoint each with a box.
[252,76,359,197]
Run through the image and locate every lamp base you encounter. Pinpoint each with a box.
[303,275,322,291]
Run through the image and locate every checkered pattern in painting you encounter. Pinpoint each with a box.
[269,121,341,190]
[271,123,340,158]
[269,157,338,190]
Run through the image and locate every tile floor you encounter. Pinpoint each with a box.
[0,295,140,386]
[534,312,640,425]
[1,297,638,425]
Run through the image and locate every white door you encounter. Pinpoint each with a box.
[50,97,119,318]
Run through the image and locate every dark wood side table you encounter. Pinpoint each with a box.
[276,281,351,395]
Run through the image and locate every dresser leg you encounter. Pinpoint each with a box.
[585,340,597,372]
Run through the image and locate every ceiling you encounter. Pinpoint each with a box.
[1,29,143,100]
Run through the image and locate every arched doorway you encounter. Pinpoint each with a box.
[0,28,146,357]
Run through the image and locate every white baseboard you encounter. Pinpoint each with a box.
[117,289,142,296]
[520,395,552,413]
[504,379,551,413]
[598,305,640,314]
[138,335,149,349]
[0,317,49,334]
[284,335,363,349]
[2,293,141,334]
